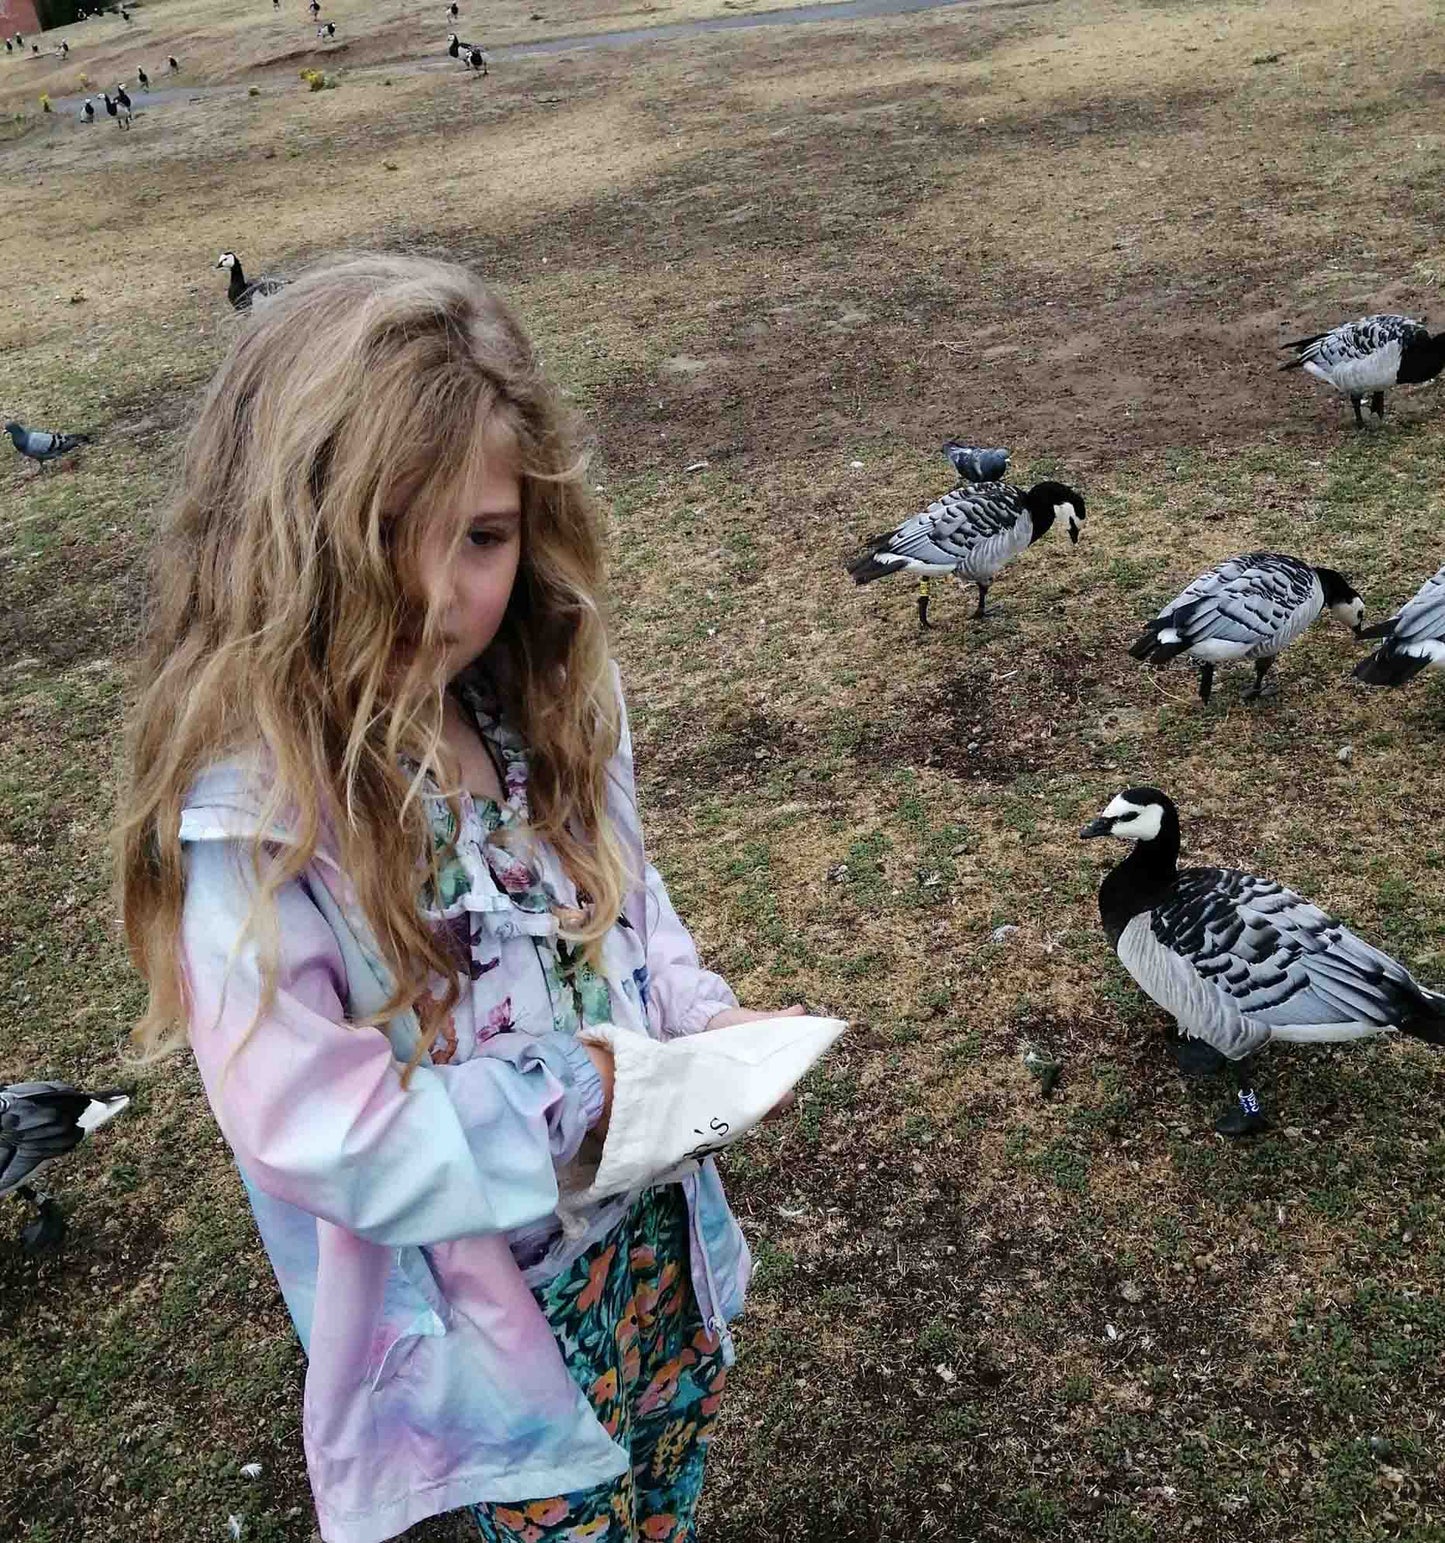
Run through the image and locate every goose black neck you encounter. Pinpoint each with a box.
[1098,815,1181,944]
[1025,495,1056,545]
[1399,332,1445,386]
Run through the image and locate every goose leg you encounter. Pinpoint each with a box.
[1214,1057,1271,1139]
[1166,1028,1227,1078]
[1350,394,1365,428]
[16,1183,67,1253]
[916,578,932,630]
[1242,657,1277,700]
[1370,390,1386,420]
[1198,663,1216,704]
[973,583,990,620]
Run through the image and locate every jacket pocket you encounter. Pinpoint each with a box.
[366,1245,452,1391]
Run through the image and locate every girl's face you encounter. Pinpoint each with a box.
[418,439,523,683]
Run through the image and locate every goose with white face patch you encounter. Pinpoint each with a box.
[1354,560,1445,689]
[216,251,287,313]
[1281,313,1445,427]
[1081,788,1445,1136]
[846,479,1086,629]
[1129,551,1365,703]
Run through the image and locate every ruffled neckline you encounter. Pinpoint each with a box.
[415,687,560,941]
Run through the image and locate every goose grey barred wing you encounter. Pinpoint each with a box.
[1132,553,1319,662]
[891,484,1030,567]
[1355,561,1445,683]
[1173,554,1319,651]
[1117,867,1434,1058]
[1368,562,1445,646]
[1284,313,1426,369]
[0,1082,94,1194]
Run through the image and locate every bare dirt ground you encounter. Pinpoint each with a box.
[2,0,1444,1538]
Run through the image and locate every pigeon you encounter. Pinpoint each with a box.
[1281,314,1445,426]
[5,421,92,470]
[1129,552,1365,703]
[80,96,95,123]
[216,251,287,312]
[1354,561,1445,689]
[136,65,149,89]
[466,44,488,74]
[846,480,1086,628]
[943,441,1010,484]
[1081,788,1445,1136]
[2,1082,131,1251]
[114,82,133,126]
[168,54,179,71]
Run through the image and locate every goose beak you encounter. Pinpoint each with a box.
[1079,816,1113,840]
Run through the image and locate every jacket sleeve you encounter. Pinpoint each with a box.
[604,662,740,1039]
[180,839,605,1248]
[642,859,739,1038]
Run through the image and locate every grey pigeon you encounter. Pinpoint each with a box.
[6,421,92,470]
[1,1081,130,1251]
[943,441,1010,484]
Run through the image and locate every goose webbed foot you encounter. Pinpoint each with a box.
[1166,1032,1228,1079]
[1197,663,1216,704]
[1214,1066,1271,1139]
[17,1186,66,1253]
[972,583,991,620]
[1350,394,1366,428]
[1241,659,1279,701]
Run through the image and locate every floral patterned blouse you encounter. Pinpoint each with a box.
[414,685,649,1281]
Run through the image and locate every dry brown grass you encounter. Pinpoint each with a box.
[2,0,1445,1537]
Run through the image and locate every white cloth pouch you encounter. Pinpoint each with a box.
[565,1015,846,1210]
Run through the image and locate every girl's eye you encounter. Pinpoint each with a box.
[468,528,504,548]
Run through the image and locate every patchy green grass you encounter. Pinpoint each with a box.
[3,0,1445,1538]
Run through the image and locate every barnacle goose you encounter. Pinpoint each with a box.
[466,43,488,74]
[1081,788,1445,1136]
[1281,314,1445,426]
[1354,560,1445,688]
[943,441,1010,485]
[846,480,1086,628]
[114,82,133,126]
[1130,552,1364,702]
[2,1082,130,1251]
[79,96,96,123]
[216,251,287,312]
[136,65,149,90]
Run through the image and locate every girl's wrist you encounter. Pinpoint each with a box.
[583,1043,614,1139]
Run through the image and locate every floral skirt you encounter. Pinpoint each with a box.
[469,1184,729,1543]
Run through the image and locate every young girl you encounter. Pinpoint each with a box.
[115,253,800,1543]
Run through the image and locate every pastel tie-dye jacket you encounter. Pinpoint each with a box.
[176,671,751,1543]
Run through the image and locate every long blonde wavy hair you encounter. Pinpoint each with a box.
[115,252,628,1085]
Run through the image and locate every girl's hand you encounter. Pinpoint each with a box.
[704,1003,806,1122]
[582,1043,615,1141]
